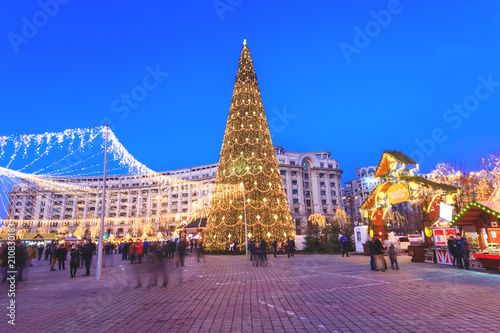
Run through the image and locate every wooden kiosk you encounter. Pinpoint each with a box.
[451,201,500,269]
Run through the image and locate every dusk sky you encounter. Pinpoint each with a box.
[1,0,500,183]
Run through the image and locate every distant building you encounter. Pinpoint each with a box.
[342,166,379,225]
[8,146,343,237]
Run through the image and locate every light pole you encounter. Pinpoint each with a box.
[241,183,248,255]
[96,123,109,281]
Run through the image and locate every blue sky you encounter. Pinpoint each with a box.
[1,0,500,183]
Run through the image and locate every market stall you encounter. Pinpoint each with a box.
[429,218,457,265]
[451,201,500,270]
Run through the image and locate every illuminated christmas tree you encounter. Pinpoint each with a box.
[205,41,295,250]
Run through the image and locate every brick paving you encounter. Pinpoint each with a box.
[1,252,499,332]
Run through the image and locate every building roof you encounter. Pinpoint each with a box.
[399,176,459,193]
[374,151,417,177]
[451,201,500,226]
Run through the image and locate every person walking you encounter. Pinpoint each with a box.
[69,244,81,278]
[447,235,457,267]
[233,240,238,255]
[455,233,470,270]
[388,243,399,270]
[129,242,137,264]
[44,243,52,260]
[285,239,291,258]
[81,239,94,276]
[272,239,278,257]
[50,244,58,271]
[37,244,44,261]
[340,234,350,257]
[290,238,296,257]
[229,240,235,255]
[259,239,267,261]
[249,239,256,261]
[372,236,386,272]
[137,241,143,264]
[57,243,67,270]
[143,239,149,257]
[176,239,186,267]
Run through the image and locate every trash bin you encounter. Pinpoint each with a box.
[408,245,425,262]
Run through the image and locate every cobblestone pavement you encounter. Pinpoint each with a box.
[1,252,499,333]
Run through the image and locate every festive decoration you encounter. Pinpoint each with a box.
[308,213,326,227]
[204,42,295,250]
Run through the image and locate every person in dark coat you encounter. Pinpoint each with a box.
[447,235,457,267]
[122,242,129,260]
[15,242,28,282]
[259,239,267,261]
[37,244,44,261]
[455,233,469,270]
[372,237,386,272]
[290,239,296,257]
[44,243,52,260]
[248,240,256,261]
[81,239,94,276]
[57,244,67,270]
[69,244,81,278]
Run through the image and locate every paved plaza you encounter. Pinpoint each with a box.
[1,252,500,333]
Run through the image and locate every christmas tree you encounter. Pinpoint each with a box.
[204,41,295,250]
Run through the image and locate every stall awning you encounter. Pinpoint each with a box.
[451,201,500,226]
[20,233,58,240]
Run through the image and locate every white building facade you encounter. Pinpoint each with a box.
[342,166,379,225]
[8,147,343,237]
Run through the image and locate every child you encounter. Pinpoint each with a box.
[388,243,399,270]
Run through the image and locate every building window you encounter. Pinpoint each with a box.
[291,171,297,176]
[320,182,325,187]
[280,170,286,175]
[321,191,326,195]
[307,209,312,214]
[328,164,333,169]
[293,199,298,204]
[304,173,309,180]
[332,200,337,205]
[319,173,324,178]
[292,189,298,195]
[294,207,299,213]
[306,200,311,207]
[305,182,310,189]
[290,161,296,165]
[331,191,336,196]
[292,180,297,185]
[321,200,326,205]
[305,191,310,198]
[330,183,335,187]
[320,163,324,168]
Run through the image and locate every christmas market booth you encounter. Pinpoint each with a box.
[451,201,500,270]
[20,233,58,244]
[428,217,457,265]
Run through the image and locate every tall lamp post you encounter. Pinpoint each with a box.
[241,183,248,255]
[96,123,109,281]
